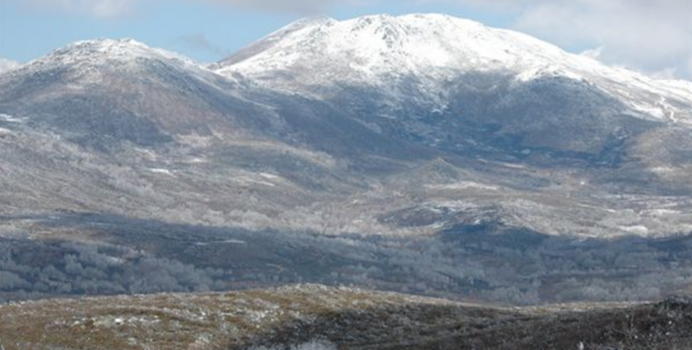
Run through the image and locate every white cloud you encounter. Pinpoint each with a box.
[21,0,136,18]
[516,0,690,77]
[580,46,603,60]
[91,0,136,18]
[0,59,21,75]
[196,0,330,13]
[442,0,692,80]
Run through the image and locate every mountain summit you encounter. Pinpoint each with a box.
[216,14,567,80]
[216,14,691,125]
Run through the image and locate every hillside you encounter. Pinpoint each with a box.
[1,285,691,350]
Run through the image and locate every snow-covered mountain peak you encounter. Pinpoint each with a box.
[0,38,244,98]
[214,13,594,109]
[19,38,200,74]
[216,13,691,124]
[58,38,154,57]
[217,13,569,79]
[0,38,226,88]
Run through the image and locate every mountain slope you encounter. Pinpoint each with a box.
[214,15,692,179]
[0,39,381,224]
[0,39,282,148]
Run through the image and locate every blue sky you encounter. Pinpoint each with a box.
[0,0,690,79]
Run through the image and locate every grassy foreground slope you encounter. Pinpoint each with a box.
[1,285,691,350]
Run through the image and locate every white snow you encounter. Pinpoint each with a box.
[619,225,649,235]
[0,114,24,123]
[223,14,569,75]
[32,38,195,68]
[149,168,174,176]
[5,14,690,129]
[216,13,692,124]
[232,176,276,187]
[11,38,235,89]
[258,172,280,180]
[217,13,574,92]
[195,239,246,246]
[425,182,498,191]
[656,96,678,123]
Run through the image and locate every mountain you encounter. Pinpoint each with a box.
[217,14,692,123]
[0,38,390,222]
[216,14,692,167]
[0,39,276,148]
[0,14,692,307]
[211,14,692,238]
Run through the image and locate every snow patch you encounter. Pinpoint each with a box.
[619,225,649,235]
[515,66,584,83]
[259,172,280,180]
[195,239,246,246]
[233,176,276,187]
[426,182,498,191]
[647,209,680,216]
[187,157,207,164]
[149,168,174,176]
[0,114,24,123]
[650,166,677,174]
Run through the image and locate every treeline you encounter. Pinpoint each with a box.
[0,239,226,303]
[2,215,692,305]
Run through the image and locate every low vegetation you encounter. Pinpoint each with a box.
[1,285,690,350]
[2,213,692,306]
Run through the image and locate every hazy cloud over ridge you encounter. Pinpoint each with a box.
[506,0,692,79]
[0,59,21,74]
[175,33,228,57]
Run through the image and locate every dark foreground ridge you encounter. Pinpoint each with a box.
[1,285,690,350]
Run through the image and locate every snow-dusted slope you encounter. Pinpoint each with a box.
[216,14,692,124]
[12,39,229,87]
[218,14,568,79]
[0,38,284,148]
[35,38,189,65]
